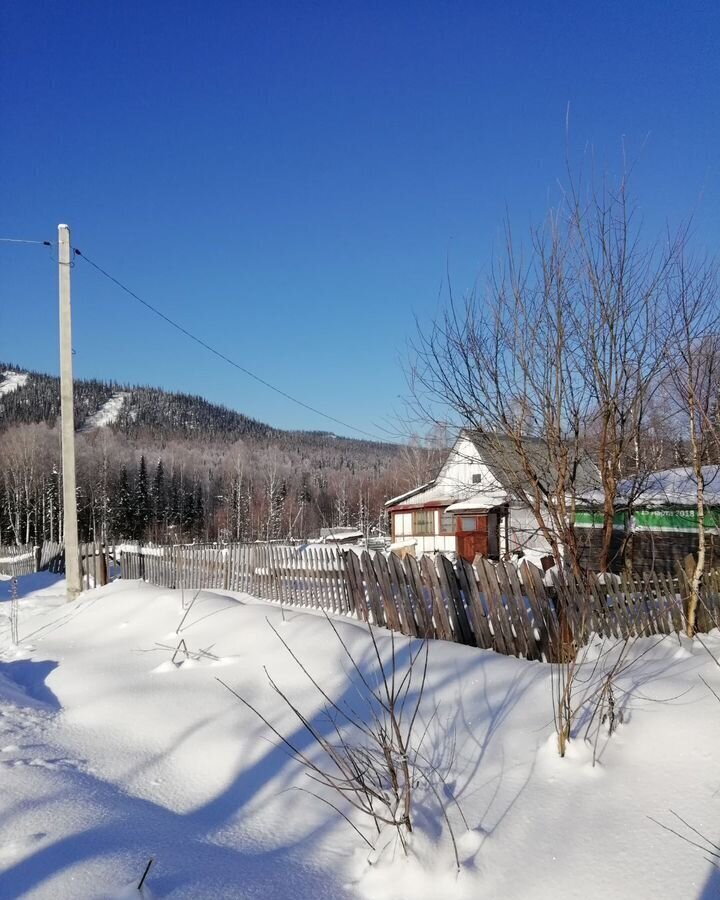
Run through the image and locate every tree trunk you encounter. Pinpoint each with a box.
[687,405,706,636]
[687,469,706,636]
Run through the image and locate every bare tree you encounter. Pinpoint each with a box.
[0,423,56,545]
[219,616,465,867]
[396,425,450,491]
[411,199,593,575]
[410,163,682,575]
[664,252,720,634]
[565,171,678,570]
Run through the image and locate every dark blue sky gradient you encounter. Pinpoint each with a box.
[2,1,719,437]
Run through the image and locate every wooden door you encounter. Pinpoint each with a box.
[456,515,489,562]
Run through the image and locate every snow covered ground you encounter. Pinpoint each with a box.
[1,574,720,899]
[81,392,130,431]
[0,371,29,397]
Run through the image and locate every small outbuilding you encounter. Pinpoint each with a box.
[386,431,600,565]
[612,466,720,571]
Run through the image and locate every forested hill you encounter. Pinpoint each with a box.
[0,364,425,546]
[0,363,389,454]
[0,363,267,441]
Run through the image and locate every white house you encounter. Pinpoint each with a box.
[386,431,599,565]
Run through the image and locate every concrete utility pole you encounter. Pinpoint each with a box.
[58,224,81,599]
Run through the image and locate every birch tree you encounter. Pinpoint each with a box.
[664,253,720,634]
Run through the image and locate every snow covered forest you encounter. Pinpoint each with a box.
[0,365,430,546]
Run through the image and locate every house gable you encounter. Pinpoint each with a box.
[432,434,505,501]
[386,434,511,557]
[385,433,508,514]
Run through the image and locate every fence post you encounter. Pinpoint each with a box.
[34,544,42,572]
[223,548,230,591]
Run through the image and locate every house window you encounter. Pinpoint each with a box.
[412,509,435,535]
[472,473,482,484]
[459,516,478,532]
[440,509,455,534]
[392,513,407,539]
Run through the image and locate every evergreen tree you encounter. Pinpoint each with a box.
[193,480,204,539]
[267,479,287,540]
[111,466,133,538]
[168,469,181,530]
[152,458,165,534]
[357,492,369,539]
[181,478,196,535]
[134,455,151,540]
[230,473,252,541]
[298,474,313,506]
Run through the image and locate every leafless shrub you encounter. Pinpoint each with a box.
[649,810,720,871]
[577,636,663,766]
[152,638,218,665]
[218,613,465,868]
[550,602,670,761]
[549,623,590,758]
[176,588,201,633]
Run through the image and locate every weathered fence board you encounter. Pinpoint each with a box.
[7,537,720,662]
[0,545,37,577]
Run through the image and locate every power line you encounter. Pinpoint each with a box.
[0,238,52,245]
[73,247,388,443]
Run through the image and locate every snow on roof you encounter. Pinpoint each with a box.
[318,527,364,543]
[389,538,417,551]
[385,481,436,508]
[385,482,457,509]
[446,488,508,512]
[619,466,720,507]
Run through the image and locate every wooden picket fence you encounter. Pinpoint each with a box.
[0,544,37,577]
[4,538,719,662]
[76,542,117,590]
[118,542,720,662]
[39,540,65,573]
[120,543,352,612]
[0,540,113,588]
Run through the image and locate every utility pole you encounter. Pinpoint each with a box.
[59,224,81,599]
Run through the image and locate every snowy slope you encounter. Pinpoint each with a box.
[80,391,129,431]
[1,575,720,899]
[0,370,29,397]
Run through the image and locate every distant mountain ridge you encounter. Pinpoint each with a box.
[0,363,394,454]
[0,365,421,546]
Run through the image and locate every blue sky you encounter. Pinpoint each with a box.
[1,1,719,440]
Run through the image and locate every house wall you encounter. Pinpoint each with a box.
[433,435,503,498]
[389,435,560,563]
[506,505,554,565]
[627,531,719,572]
[414,534,457,554]
[391,508,455,554]
[576,512,720,573]
[391,506,510,559]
